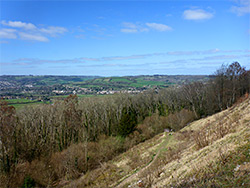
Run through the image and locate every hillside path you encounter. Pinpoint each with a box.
[114,132,171,188]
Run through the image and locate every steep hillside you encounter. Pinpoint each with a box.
[65,96,250,188]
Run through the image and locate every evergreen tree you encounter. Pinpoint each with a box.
[118,106,137,137]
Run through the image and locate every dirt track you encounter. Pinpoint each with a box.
[115,133,170,188]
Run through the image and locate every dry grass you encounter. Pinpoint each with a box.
[153,97,250,187]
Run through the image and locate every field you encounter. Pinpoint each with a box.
[3,94,112,110]
[73,77,169,89]
[5,98,49,110]
[71,75,209,90]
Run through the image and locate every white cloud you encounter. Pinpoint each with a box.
[231,6,250,16]
[183,9,214,20]
[122,22,137,29]
[167,49,221,56]
[231,0,250,16]
[191,55,239,61]
[121,22,171,33]
[80,49,246,62]
[10,57,83,65]
[102,55,148,61]
[121,28,138,33]
[146,23,172,31]
[0,28,17,39]
[40,26,68,36]
[1,20,36,30]
[82,54,151,61]
[19,32,49,42]
[121,22,144,33]
[0,20,68,42]
[81,57,100,61]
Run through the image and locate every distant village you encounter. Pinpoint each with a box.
[0,80,147,100]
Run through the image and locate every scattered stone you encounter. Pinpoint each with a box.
[137,179,143,187]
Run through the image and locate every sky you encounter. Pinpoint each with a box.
[0,0,249,76]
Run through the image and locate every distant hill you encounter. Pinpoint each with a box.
[65,95,250,188]
[72,75,209,90]
[0,75,98,87]
[0,75,209,97]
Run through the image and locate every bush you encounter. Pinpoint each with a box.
[167,109,196,131]
[50,136,125,182]
[21,176,35,188]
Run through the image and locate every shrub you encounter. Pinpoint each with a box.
[167,109,196,131]
[21,176,35,188]
[194,126,210,150]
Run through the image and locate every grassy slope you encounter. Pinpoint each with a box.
[75,76,169,89]
[0,76,97,86]
[65,97,250,188]
[5,99,47,110]
[69,75,209,89]
[5,95,102,110]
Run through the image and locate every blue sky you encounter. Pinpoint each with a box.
[0,0,249,76]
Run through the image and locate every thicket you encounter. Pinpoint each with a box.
[0,62,249,187]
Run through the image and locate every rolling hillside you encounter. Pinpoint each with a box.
[71,75,209,90]
[65,95,250,188]
[0,75,209,95]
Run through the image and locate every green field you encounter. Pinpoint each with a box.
[110,77,133,83]
[51,94,96,99]
[72,76,173,90]
[4,94,105,110]
[131,78,167,87]
[5,98,33,103]
[5,99,46,110]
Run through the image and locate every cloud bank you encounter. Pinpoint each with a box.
[0,20,68,42]
[1,20,37,30]
[0,28,17,39]
[231,0,250,16]
[2,49,248,66]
